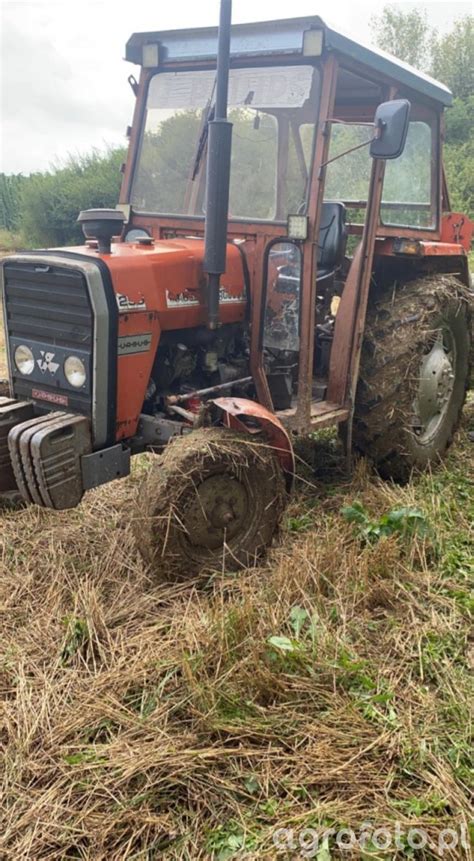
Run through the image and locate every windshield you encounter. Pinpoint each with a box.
[131,65,321,221]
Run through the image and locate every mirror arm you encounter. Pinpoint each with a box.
[374,118,385,140]
[318,135,375,176]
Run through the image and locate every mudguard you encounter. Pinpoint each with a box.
[213,396,295,489]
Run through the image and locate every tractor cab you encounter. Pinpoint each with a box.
[120,14,463,430]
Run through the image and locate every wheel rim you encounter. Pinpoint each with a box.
[182,471,251,552]
[412,327,456,444]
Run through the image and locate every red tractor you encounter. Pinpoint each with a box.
[1,3,472,577]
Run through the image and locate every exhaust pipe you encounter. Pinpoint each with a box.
[203,0,233,330]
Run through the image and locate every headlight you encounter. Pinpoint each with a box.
[14,344,35,375]
[64,356,86,388]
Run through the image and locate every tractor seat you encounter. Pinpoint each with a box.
[317,202,347,280]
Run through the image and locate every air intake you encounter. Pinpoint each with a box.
[77,209,125,254]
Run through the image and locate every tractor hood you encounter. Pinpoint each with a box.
[57,238,247,330]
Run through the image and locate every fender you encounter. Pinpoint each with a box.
[213,396,295,489]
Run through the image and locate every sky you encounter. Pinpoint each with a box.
[0,0,471,175]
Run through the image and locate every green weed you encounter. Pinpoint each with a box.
[60,616,89,663]
[205,820,258,860]
[287,512,314,532]
[341,501,431,543]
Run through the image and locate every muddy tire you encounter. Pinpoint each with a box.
[133,427,286,580]
[353,275,472,483]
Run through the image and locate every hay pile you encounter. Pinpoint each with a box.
[1,406,472,859]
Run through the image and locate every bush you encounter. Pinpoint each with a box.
[20,148,126,248]
[0,174,27,232]
[0,228,22,252]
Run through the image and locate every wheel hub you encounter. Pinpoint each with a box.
[413,329,455,443]
[184,473,249,550]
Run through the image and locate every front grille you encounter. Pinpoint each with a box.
[2,261,93,417]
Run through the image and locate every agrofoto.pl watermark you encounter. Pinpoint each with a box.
[272,821,470,857]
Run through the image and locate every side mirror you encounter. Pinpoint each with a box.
[370,99,411,160]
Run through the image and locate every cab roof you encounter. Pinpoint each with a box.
[125,15,452,107]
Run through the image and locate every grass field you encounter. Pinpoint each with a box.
[0,309,473,859]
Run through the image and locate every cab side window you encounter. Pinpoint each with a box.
[381,121,434,228]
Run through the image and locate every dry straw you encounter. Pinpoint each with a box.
[0,403,472,859]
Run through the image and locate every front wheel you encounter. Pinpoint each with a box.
[353,275,472,483]
[133,427,287,580]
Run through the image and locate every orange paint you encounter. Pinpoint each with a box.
[64,238,248,440]
[116,310,161,440]
[374,236,469,258]
[441,213,474,251]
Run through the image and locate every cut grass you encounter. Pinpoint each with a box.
[0,310,473,859]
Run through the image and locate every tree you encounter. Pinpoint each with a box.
[371,7,474,220]
[444,95,474,145]
[370,6,434,70]
[432,17,474,100]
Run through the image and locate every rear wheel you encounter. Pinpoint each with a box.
[353,275,471,482]
[133,427,286,580]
